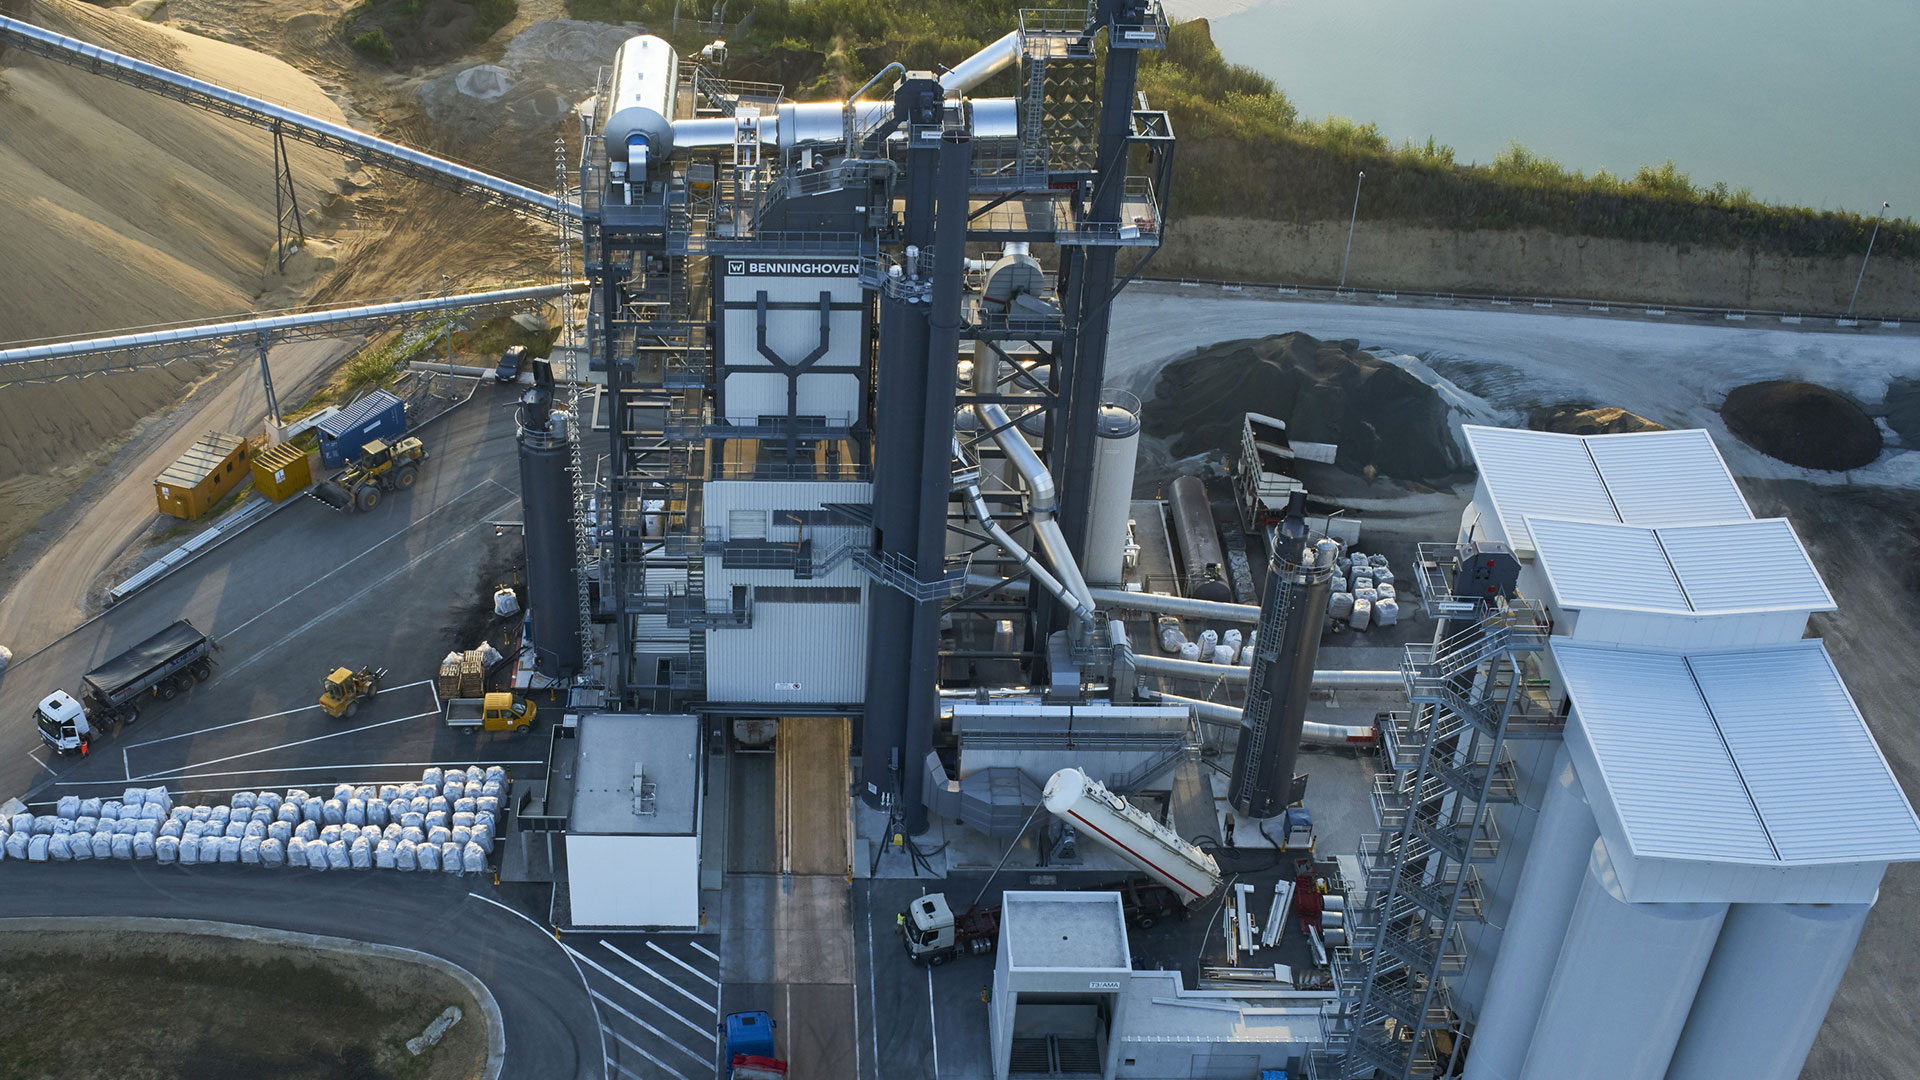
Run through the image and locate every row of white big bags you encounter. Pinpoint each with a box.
[0,767,507,876]
[1331,551,1399,631]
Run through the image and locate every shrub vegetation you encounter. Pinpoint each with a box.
[565,0,1912,258]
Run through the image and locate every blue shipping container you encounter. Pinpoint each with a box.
[317,390,407,468]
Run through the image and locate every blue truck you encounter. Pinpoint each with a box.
[724,1012,785,1078]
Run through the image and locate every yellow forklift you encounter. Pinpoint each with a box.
[319,666,386,719]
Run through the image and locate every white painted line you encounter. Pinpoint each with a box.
[785,983,793,1075]
[867,897,880,1080]
[119,681,435,753]
[643,940,721,990]
[591,990,708,1071]
[688,940,719,963]
[28,748,57,777]
[126,711,438,782]
[51,759,544,788]
[601,941,715,1015]
[605,1034,690,1080]
[466,892,609,1080]
[565,946,718,1046]
[220,477,501,640]
[222,499,516,680]
[928,957,940,1078]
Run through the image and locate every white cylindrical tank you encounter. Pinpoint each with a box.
[1663,900,1873,1080]
[1519,839,1727,1080]
[1464,748,1601,1080]
[601,36,680,167]
[1085,392,1142,585]
[1042,767,1222,906]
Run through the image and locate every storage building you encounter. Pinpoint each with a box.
[153,431,249,520]
[251,441,317,502]
[317,389,407,468]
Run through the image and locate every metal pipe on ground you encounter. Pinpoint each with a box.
[1159,692,1378,746]
[1131,653,1401,690]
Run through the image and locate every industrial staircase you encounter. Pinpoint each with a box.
[1323,595,1558,1080]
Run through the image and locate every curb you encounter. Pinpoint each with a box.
[0,914,506,1079]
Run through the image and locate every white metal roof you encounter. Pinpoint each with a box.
[1525,516,1833,615]
[1464,425,1752,555]
[1554,639,1920,867]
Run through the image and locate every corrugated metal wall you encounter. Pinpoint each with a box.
[718,270,866,425]
[704,480,872,704]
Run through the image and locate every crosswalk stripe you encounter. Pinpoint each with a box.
[646,939,722,990]
[689,940,720,963]
[567,944,719,1045]
[591,990,710,1069]
[607,1043,689,1080]
[601,940,717,1015]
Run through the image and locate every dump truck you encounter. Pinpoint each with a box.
[310,436,428,512]
[319,666,386,719]
[444,692,538,733]
[34,620,216,754]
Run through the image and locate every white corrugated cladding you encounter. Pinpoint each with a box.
[1463,426,1616,554]
[1581,428,1752,524]
[1687,645,1920,863]
[1556,640,1920,868]
[1553,643,1776,862]
[1464,425,1755,558]
[1526,518,1689,612]
[704,480,870,703]
[1657,518,1835,613]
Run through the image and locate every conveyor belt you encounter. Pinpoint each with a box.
[0,14,570,221]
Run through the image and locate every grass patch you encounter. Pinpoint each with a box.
[351,26,395,63]
[452,314,558,360]
[343,0,519,66]
[563,0,1914,259]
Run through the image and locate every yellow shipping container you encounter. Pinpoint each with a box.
[252,441,318,502]
[154,431,250,520]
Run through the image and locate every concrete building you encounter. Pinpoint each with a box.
[550,712,704,928]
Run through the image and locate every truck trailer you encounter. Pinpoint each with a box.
[34,619,216,754]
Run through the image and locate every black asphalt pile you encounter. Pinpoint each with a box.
[1146,332,1460,481]
[1721,380,1882,471]
[1528,403,1665,435]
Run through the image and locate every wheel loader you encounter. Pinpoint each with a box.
[311,436,428,512]
[319,665,386,719]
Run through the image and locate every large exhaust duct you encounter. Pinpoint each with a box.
[1132,653,1400,691]
[940,30,1022,94]
[1161,693,1377,746]
[957,441,1093,624]
[1228,491,1335,817]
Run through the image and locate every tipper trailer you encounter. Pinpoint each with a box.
[34,620,216,754]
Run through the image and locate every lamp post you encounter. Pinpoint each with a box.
[1339,170,1366,289]
[1847,201,1891,317]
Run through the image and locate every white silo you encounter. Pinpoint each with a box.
[1463,747,1601,1080]
[1084,390,1141,585]
[1662,900,1873,1080]
[1518,839,1727,1080]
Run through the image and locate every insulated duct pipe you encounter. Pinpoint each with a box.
[1089,586,1259,624]
[957,442,1093,624]
[1132,653,1400,690]
[1160,693,1378,746]
[939,30,1022,94]
[973,366,1097,625]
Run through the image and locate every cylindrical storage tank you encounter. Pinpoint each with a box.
[601,36,679,166]
[1085,390,1142,585]
[1663,900,1873,1080]
[1169,474,1231,603]
[518,407,582,677]
[1464,748,1601,1080]
[1042,768,1221,906]
[1228,492,1334,818]
[1518,839,1727,1080]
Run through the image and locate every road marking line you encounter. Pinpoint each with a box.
[466,893,609,1080]
[592,992,708,1071]
[928,943,941,1079]
[867,894,880,1080]
[565,945,718,1046]
[645,940,720,990]
[27,749,57,777]
[118,681,436,754]
[219,477,501,640]
[688,940,719,963]
[222,500,516,680]
[606,1036,690,1080]
[126,711,439,782]
[601,941,715,1015]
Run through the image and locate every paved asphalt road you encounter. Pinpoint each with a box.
[0,337,357,654]
[0,380,530,808]
[0,865,601,1080]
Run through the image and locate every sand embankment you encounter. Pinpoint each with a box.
[1156,216,1920,314]
[0,0,352,554]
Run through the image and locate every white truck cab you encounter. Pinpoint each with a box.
[35,690,92,754]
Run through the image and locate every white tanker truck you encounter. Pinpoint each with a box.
[901,767,1225,964]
